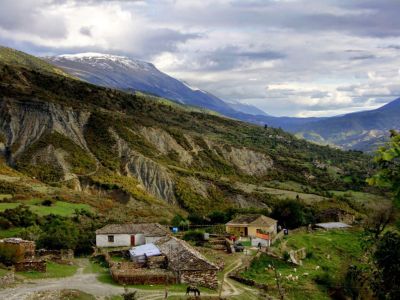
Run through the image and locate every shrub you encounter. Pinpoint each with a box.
[183,230,204,242]
[41,199,54,206]
[0,216,12,229]
[0,205,39,227]
[271,199,315,229]
[306,251,314,259]
[283,251,290,261]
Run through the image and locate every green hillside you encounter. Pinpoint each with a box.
[0,49,386,222]
[0,46,74,78]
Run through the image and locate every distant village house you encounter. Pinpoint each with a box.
[96,223,169,248]
[226,214,277,247]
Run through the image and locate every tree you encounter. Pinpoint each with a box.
[367,130,400,207]
[38,216,79,250]
[271,200,314,229]
[208,211,228,224]
[372,231,400,299]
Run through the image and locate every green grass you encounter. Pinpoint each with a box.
[0,227,23,238]
[59,290,96,300]
[0,268,9,277]
[242,228,364,300]
[0,200,93,216]
[0,193,12,200]
[18,261,78,279]
[83,259,108,274]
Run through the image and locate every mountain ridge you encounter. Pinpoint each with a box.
[0,47,375,219]
[47,50,399,152]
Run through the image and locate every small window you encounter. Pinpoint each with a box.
[108,235,114,243]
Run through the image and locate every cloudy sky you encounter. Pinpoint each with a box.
[1,0,400,117]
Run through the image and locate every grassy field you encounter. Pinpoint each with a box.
[0,199,93,216]
[242,228,364,300]
[0,227,23,239]
[18,261,78,279]
[0,268,9,277]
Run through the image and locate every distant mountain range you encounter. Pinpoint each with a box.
[47,53,400,152]
[46,53,268,118]
[1,45,374,218]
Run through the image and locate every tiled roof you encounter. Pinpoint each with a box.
[95,223,169,236]
[226,214,277,227]
[155,236,218,271]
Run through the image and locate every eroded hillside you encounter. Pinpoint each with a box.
[0,59,380,219]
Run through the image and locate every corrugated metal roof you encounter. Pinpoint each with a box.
[129,243,161,258]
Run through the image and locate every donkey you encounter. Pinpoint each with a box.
[186,286,201,296]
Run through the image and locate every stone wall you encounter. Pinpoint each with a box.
[111,265,176,285]
[147,255,167,269]
[0,239,36,264]
[15,260,46,272]
[36,249,74,263]
[179,270,218,290]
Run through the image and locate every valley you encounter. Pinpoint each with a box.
[0,46,397,300]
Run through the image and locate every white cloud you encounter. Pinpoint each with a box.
[1,0,400,116]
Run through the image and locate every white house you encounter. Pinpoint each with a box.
[95,223,169,248]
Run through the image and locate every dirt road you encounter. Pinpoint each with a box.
[0,257,260,300]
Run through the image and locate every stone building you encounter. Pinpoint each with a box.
[0,238,35,263]
[155,236,219,289]
[96,223,169,248]
[226,214,277,238]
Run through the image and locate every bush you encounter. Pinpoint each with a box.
[41,199,54,206]
[0,205,39,227]
[306,251,314,259]
[208,211,228,224]
[283,251,290,261]
[0,216,12,229]
[183,230,204,242]
[271,199,315,229]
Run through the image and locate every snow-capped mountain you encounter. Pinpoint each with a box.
[47,53,268,116]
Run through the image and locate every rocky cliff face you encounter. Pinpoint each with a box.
[112,130,177,204]
[139,126,193,165]
[0,99,90,159]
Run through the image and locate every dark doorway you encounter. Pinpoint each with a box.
[130,235,135,246]
[244,227,248,236]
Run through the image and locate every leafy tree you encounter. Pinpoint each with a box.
[19,225,43,241]
[208,211,228,224]
[38,216,79,250]
[271,200,314,229]
[0,205,38,227]
[368,130,400,207]
[171,214,186,227]
[372,231,400,299]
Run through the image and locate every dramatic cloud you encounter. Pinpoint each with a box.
[1,0,400,116]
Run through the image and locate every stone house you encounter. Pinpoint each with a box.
[0,238,35,263]
[96,223,169,248]
[155,236,219,289]
[226,214,277,239]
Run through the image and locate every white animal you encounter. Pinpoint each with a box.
[303,272,309,276]
[293,268,297,272]
[315,266,320,270]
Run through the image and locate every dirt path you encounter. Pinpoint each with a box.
[220,255,259,299]
[0,257,260,300]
